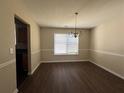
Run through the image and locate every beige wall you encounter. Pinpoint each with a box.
[0,0,41,93]
[90,13,124,78]
[40,28,90,62]
[0,0,124,93]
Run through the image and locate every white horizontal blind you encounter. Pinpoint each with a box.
[54,34,67,54]
[67,35,78,54]
[54,34,79,55]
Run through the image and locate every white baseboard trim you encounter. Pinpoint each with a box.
[29,63,41,75]
[13,88,18,93]
[41,60,89,63]
[89,60,124,80]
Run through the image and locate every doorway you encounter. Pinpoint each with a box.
[15,16,31,88]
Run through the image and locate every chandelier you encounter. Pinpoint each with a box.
[71,12,79,38]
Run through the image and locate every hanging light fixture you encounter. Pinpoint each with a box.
[71,12,79,38]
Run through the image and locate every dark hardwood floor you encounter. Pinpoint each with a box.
[18,62,124,93]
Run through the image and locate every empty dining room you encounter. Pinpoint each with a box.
[0,0,124,93]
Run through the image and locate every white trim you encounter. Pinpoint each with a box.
[89,60,124,80]
[13,88,18,93]
[41,60,89,63]
[0,59,15,69]
[28,72,32,75]
[32,49,124,57]
[41,49,53,51]
[29,63,41,75]
[40,49,90,51]
[31,50,41,55]
[79,49,91,51]
[91,50,124,57]
[54,53,78,56]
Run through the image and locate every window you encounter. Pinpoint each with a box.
[54,33,79,55]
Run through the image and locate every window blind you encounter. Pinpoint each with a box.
[54,34,79,55]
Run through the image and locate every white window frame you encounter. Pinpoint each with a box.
[54,33,79,55]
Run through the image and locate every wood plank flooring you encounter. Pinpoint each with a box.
[18,62,124,93]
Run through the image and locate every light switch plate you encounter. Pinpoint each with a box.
[10,48,14,54]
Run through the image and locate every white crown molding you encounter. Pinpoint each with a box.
[41,60,89,63]
[89,60,124,80]
[91,49,124,57]
[0,59,16,69]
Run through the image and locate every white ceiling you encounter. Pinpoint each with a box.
[21,0,124,28]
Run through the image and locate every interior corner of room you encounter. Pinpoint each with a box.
[0,0,124,93]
